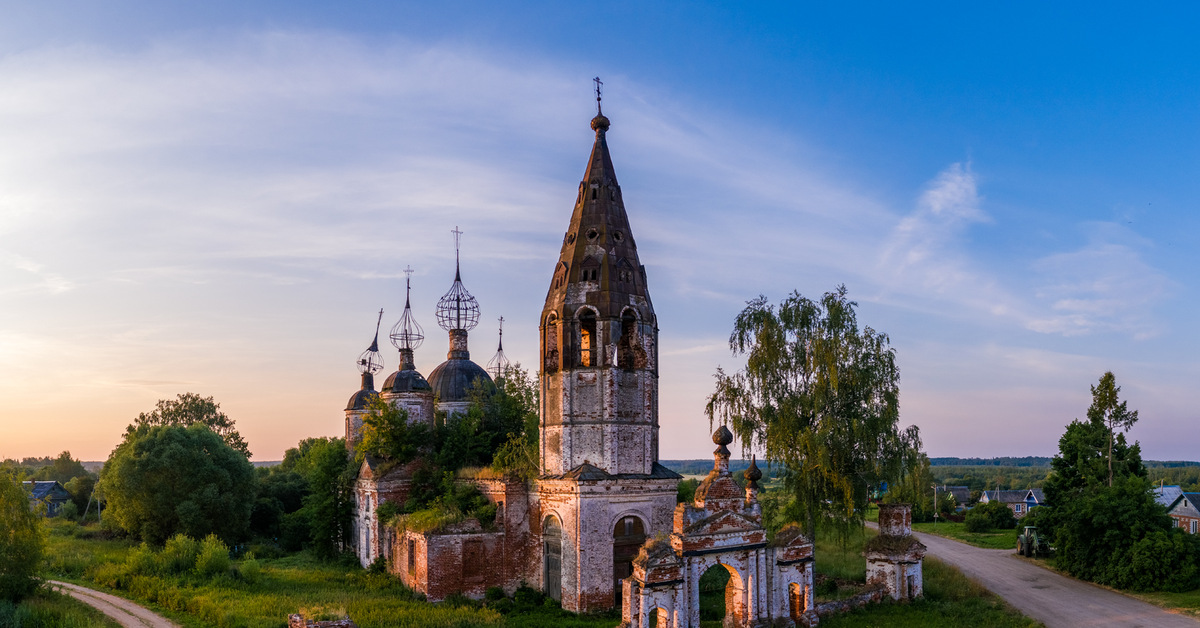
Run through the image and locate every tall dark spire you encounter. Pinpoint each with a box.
[542,94,651,321]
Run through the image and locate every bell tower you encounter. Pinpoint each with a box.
[539,92,659,476]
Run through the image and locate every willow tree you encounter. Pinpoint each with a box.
[706,286,920,538]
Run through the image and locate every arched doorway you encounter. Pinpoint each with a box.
[698,563,744,628]
[613,515,646,606]
[543,515,562,602]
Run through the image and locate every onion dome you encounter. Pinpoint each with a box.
[346,372,378,411]
[486,316,511,380]
[428,355,493,403]
[713,424,733,457]
[383,270,432,394]
[744,455,763,490]
[428,228,493,404]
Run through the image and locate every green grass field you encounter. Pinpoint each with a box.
[911,520,1018,550]
[40,518,1037,628]
[0,588,122,628]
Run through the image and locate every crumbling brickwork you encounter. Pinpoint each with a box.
[621,430,817,628]
[864,503,927,601]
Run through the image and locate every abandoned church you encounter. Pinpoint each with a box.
[340,98,924,627]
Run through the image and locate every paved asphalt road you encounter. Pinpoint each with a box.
[908,529,1199,628]
[50,581,179,628]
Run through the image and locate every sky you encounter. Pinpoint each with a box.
[1,2,1198,463]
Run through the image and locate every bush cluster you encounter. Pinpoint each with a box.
[963,501,1016,532]
[88,533,244,588]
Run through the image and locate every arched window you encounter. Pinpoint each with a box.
[544,313,559,374]
[617,310,646,370]
[613,515,646,606]
[578,310,597,367]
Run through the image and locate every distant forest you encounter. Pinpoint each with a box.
[663,457,1200,495]
[931,456,1200,468]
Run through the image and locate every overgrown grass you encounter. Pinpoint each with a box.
[912,520,1018,550]
[818,557,1040,628]
[1127,588,1200,618]
[41,518,1035,628]
[0,587,122,628]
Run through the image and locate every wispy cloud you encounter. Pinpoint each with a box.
[1028,223,1172,338]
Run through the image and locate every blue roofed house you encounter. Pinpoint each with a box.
[980,489,1045,519]
[22,480,72,516]
[934,485,971,511]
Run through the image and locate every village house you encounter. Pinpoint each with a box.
[1160,489,1200,535]
[934,485,970,511]
[979,489,1044,519]
[22,480,72,517]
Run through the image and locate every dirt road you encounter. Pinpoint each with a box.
[910,530,1199,628]
[49,581,179,628]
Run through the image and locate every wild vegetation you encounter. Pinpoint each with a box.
[1035,372,1200,592]
[706,286,921,539]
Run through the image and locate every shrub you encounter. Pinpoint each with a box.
[124,543,158,576]
[965,501,1015,532]
[484,587,505,602]
[1119,529,1200,592]
[194,534,230,578]
[0,470,44,602]
[368,556,388,575]
[58,501,80,521]
[240,554,261,584]
[159,534,200,574]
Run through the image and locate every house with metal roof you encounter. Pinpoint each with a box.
[22,480,72,516]
[1162,490,1200,535]
[979,488,1045,519]
[934,485,971,510]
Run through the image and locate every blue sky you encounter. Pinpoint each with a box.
[1,2,1197,461]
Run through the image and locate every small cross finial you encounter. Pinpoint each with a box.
[498,316,505,335]
[451,226,463,269]
[593,76,603,115]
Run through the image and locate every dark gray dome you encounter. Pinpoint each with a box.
[382,368,432,394]
[427,358,494,403]
[345,388,378,411]
[346,372,378,411]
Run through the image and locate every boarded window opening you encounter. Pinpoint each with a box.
[544,516,562,602]
[618,311,647,370]
[613,516,646,606]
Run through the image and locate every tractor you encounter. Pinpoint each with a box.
[1016,525,1051,557]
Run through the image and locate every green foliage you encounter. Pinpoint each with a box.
[30,451,88,485]
[964,501,1015,532]
[885,454,936,522]
[64,474,97,514]
[359,398,428,463]
[0,588,122,628]
[676,478,699,504]
[240,553,261,584]
[1089,371,1139,487]
[194,534,231,578]
[1028,372,1199,592]
[0,470,44,602]
[130,392,250,457]
[1053,475,1200,591]
[394,482,497,534]
[100,424,256,545]
[159,534,200,574]
[250,468,309,539]
[293,437,354,559]
[706,286,921,538]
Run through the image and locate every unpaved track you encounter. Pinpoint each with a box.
[908,529,1199,627]
[49,581,179,628]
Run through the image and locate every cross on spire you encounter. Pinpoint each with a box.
[593,76,603,115]
[451,226,463,272]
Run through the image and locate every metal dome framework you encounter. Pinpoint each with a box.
[390,269,425,351]
[356,309,385,375]
[487,316,511,380]
[436,227,480,332]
